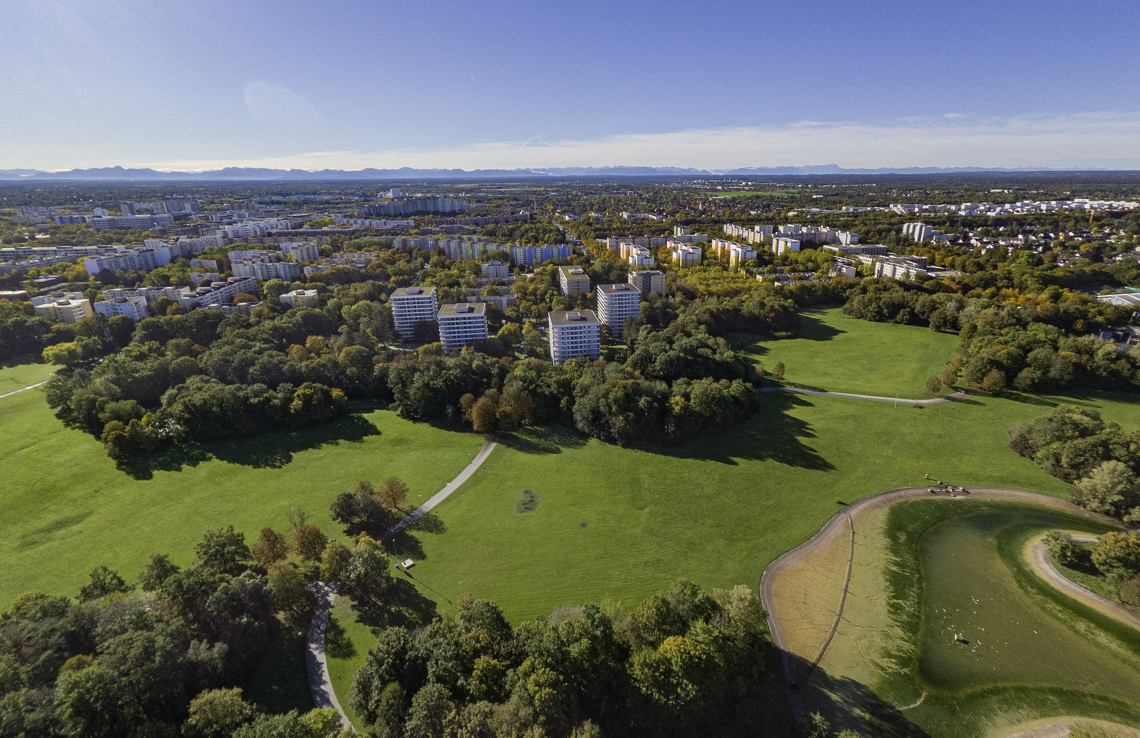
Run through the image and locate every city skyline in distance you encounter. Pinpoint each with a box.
[3,0,1139,171]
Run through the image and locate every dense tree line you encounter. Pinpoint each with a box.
[1045,531,1140,609]
[843,279,1140,394]
[0,524,365,738]
[351,579,772,738]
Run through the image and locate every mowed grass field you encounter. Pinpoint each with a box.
[0,355,56,395]
[0,373,487,610]
[325,387,1140,717]
[729,306,961,398]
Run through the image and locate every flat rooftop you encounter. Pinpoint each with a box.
[598,283,638,294]
[438,302,487,317]
[549,309,600,326]
[391,286,437,298]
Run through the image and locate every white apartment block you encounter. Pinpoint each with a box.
[390,286,439,340]
[628,247,654,267]
[629,270,665,298]
[774,237,801,255]
[280,241,320,262]
[280,289,319,308]
[903,222,939,243]
[438,302,489,353]
[548,310,601,365]
[179,277,259,309]
[191,272,222,287]
[84,246,173,276]
[94,296,149,322]
[670,241,702,267]
[481,260,510,280]
[231,258,301,281]
[711,239,757,268]
[596,283,641,338]
[559,267,591,296]
[33,296,93,323]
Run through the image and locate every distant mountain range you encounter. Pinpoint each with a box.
[0,164,1118,182]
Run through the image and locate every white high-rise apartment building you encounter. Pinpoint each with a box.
[94,296,150,322]
[629,270,665,298]
[280,241,320,262]
[390,286,438,340]
[33,297,93,323]
[437,302,488,352]
[231,258,301,280]
[902,222,937,243]
[548,310,600,365]
[280,290,319,308]
[596,283,641,338]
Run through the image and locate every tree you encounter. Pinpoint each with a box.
[194,526,252,577]
[183,688,257,738]
[940,364,958,389]
[926,375,942,398]
[341,536,391,607]
[373,682,406,738]
[404,684,453,738]
[1044,531,1088,569]
[469,395,498,434]
[252,527,289,568]
[1070,461,1140,519]
[136,553,180,592]
[320,540,352,583]
[293,523,329,562]
[377,477,409,512]
[981,368,1007,395]
[267,562,313,620]
[772,361,785,380]
[78,566,132,602]
[1091,532,1140,582]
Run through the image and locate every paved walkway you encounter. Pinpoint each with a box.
[305,582,352,730]
[0,380,48,400]
[305,437,499,725]
[759,386,967,405]
[758,486,1122,727]
[380,438,498,541]
[1029,535,1140,631]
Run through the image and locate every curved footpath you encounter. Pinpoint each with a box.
[758,486,1124,727]
[306,437,499,727]
[1029,536,1140,631]
[759,386,967,405]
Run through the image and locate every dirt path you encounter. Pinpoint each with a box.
[0,380,48,399]
[758,486,1121,727]
[1028,537,1140,631]
[380,437,498,541]
[759,386,967,405]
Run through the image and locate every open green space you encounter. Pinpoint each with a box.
[728,307,961,398]
[0,383,486,610]
[0,355,56,395]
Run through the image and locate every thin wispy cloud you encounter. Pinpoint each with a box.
[130,112,1140,172]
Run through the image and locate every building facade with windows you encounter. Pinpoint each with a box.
[94,296,149,322]
[438,302,488,352]
[390,286,439,340]
[548,310,601,365]
[596,283,641,338]
[628,270,665,298]
[558,266,591,296]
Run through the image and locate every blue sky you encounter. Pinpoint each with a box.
[3,0,1139,170]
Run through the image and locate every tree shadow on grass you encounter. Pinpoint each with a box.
[325,615,357,660]
[404,509,446,535]
[647,392,835,470]
[117,413,382,480]
[784,651,930,737]
[795,309,847,342]
[353,578,440,630]
[497,425,588,456]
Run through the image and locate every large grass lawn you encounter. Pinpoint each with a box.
[0,355,56,395]
[728,306,961,398]
[325,386,1140,722]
